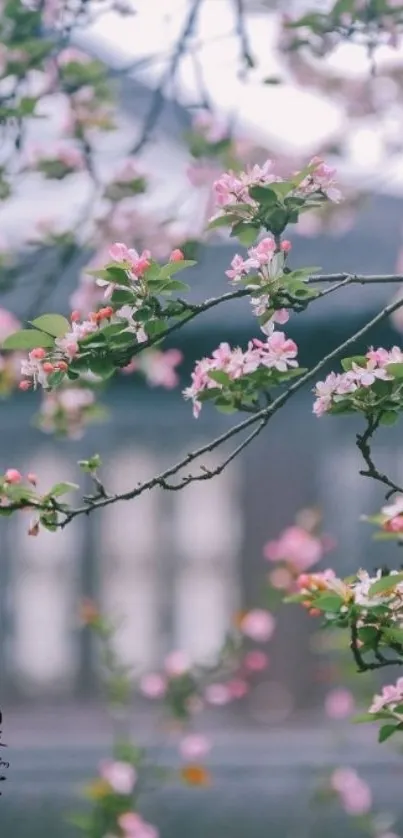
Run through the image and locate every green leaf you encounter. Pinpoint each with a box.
[30,314,70,337]
[88,357,116,378]
[333,0,355,15]
[231,223,259,246]
[208,370,231,386]
[357,626,379,645]
[47,482,79,497]
[216,402,237,414]
[2,329,54,350]
[387,363,403,379]
[159,279,190,293]
[46,370,65,388]
[158,260,196,279]
[380,411,399,426]
[341,355,367,372]
[313,593,343,612]
[267,182,292,199]
[110,289,136,305]
[352,713,377,724]
[379,724,399,743]
[207,214,237,230]
[248,186,278,204]
[78,454,101,472]
[382,626,403,645]
[100,322,128,340]
[368,572,403,596]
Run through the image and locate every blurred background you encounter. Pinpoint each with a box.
[2,0,403,836]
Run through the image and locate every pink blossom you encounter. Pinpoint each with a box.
[4,468,22,483]
[227,678,249,699]
[179,734,211,760]
[248,237,276,266]
[382,495,403,520]
[331,768,360,794]
[184,333,299,416]
[240,609,275,642]
[139,673,166,699]
[140,350,183,389]
[58,48,90,65]
[264,525,324,571]
[0,308,20,342]
[204,683,231,705]
[118,813,159,838]
[341,781,372,815]
[256,332,298,372]
[225,254,251,282]
[369,677,403,713]
[164,651,190,677]
[325,688,355,719]
[244,650,269,672]
[192,109,229,143]
[351,359,391,387]
[169,249,184,262]
[268,567,293,590]
[99,760,137,794]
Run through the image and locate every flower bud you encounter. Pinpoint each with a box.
[43,362,54,373]
[30,347,47,360]
[19,380,32,391]
[27,472,37,485]
[4,468,22,483]
[169,248,185,262]
[70,310,81,322]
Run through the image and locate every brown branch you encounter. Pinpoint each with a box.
[129,0,204,154]
[356,415,403,498]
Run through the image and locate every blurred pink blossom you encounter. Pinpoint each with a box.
[0,308,20,342]
[244,650,269,672]
[240,609,275,643]
[227,678,249,699]
[264,525,324,571]
[325,688,355,719]
[139,673,166,699]
[204,683,231,705]
[99,760,137,795]
[119,812,159,838]
[331,768,372,815]
[164,651,190,677]
[179,734,211,760]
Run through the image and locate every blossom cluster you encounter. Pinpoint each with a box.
[35,386,105,439]
[264,516,332,591]
[139,608,274,717]
[226,236,292,334]
[183,333,299,417]
[122,349,183,389]
[313,346,403,417]
[330,768,372,816]
[212,156,341,214]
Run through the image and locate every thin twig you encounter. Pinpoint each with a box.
[129,0,204,154]
[356,415,403,497]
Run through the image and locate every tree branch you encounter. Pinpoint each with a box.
[356,415,403,498]
[129,0,204,154]
[40,290,403,526]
